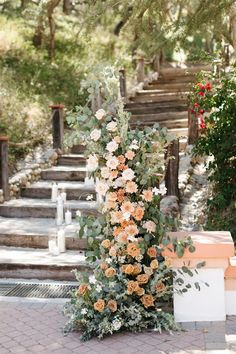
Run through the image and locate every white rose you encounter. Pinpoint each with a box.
[87,154,98,172]
[106,121,117,132]
[106,140,119,153]
[101,167,110,179]
[106,156,119,170]
[90,129,101,141]
[95,180,109,196]
[95,109,106,120]
[122,168,135,181]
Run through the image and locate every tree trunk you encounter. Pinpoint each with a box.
[47,0,61,60]
[165,140,179,197]
[63,0,72,14]
[33,3,46,48]
[230,4,236,57]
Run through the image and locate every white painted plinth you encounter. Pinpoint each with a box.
[225,291,236,315]
[174,268,226,322]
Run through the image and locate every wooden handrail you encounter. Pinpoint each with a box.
[0,136,10,200]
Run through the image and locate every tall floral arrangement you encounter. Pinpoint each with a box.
[64,67,196,340]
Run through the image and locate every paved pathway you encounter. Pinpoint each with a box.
[0,299,235,354]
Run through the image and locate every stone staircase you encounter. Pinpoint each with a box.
[0,65,206,283]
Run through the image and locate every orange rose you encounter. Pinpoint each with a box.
[121,220,134,228]
[133,207,145,221]
[132,263,142,275]
[105,267,116,278]
[77,283,88,296]
[110,170,118,179]
[107,299,117,312]
[100,262,108,270]
[117,232,128,243]
[142,189,153,202]
[127,243,141,258]
[147,247,157,258]
[94,299,105,312]
[126,181,138,194]
[121,201,135,214]
[118,164,127,171]
[127,280,140,294]
[137,274,149,284]
[113,226,122,237]
[141,294,154,308]
[155,282,166,293]
[101,239,111,249]
[107,192,117,201]
[150,259,159,269]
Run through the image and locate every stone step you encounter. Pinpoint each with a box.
[126,102,187,114]
[21,181,95,200]
[144,82,192,91]
[0,217,88,250]
[0,198,99,218]
[0,246,89,281]
[159,65,211,78]
[130,111,187,123]
[137,89,190,96]
[58,154,86,166]
[153,75,195,84]
[129,124,188,137]
[131,92,188,103]
[71,144,86,154]
[41,165,87,181]
[131,117,188,129]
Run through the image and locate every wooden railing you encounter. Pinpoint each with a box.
[0,136,10,201]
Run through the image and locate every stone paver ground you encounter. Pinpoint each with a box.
[0,299,235,354]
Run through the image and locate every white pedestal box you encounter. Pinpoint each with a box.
[174,268,226,322]
[225,291,236,315]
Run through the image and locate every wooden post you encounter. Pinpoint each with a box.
[188,109,198,145]
[224,44,230,67]
[153,53,160,74]
[91,89,102,114]
[0,136,10,201]
[119,69,127,100]
[49,104,65,150]
[136,58,145,83]
[165,139,179,197]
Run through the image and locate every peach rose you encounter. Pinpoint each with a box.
[101,239,111,249]
[117,189,125,203]
[125,150,135,160]
[137,273,149,284]
[121,201,135,214]
[147,247,157,258]
[109,247,117,257]
[143,220,156,233]
[117,155,126,164]
[132,263,142,275]
[118,164,128,171]
[155,282,166,293]
[117,232,128,243]
[94,299,105,312]
[105,267,116,278]
[127,280,140,294]
[77,283,88,296]
[107,192,117,201]
[142,189,153,202]
[110,170,119,179]
[100,262,108,270]
[164,257,173,268]
[126,181,138,194]
[107,299,117,312]
[141,294,154,308]
[133,207,145,221]
[111,211,124,224]
[136,287,145,296]
[150,259,159,269]
[122,264,134,275]
[113,227,122,237]
[114,136,121,143]
[104,200,116,211]
[127,243,141,258]
[125,224,139,237]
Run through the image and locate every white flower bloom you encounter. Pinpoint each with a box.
[112,319,122,331]
[105,257,112,264]
[87,154,98,172]
[95,285,102,293]
[135,254,143,262]
[106,156,119,170]
[152,185,167,196]
[76,210,81,217]
[95,108,106,120]
[127,235,136,242]
[106,140,119,153]
[152,187,159,195]
[89,275,97,284]
[101,167,110,179]
[113,177,124,188]
[110,282,116,288]
[90,129,101,142]
[129,139,139,150]
[122,168,135,181]
[81,308,88,315]
[123,212,131,221]
[106,121,117,132]
[95,180,109,196]
[86,194,94,201]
